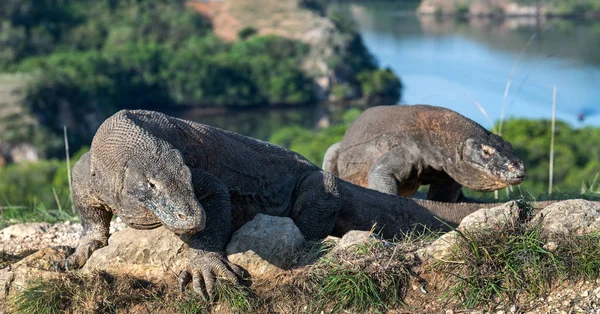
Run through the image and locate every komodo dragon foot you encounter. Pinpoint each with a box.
[179,251,244,300]
[54,239,106,271]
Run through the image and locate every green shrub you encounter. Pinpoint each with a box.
[455,3,471,16]
[0,147,86,220]
[357,68,402,105]
[238,27,257,40]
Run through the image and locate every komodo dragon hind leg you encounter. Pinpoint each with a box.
[291,171,341,240]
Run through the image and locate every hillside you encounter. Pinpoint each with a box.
[418,0,600,17]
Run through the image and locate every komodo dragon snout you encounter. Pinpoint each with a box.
[460,134,526,191]
[121,149,206,234]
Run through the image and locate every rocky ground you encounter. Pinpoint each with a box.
[2,200,600,313]
[0,219,126,255]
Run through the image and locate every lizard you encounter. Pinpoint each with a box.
[57,109,536,299]
[323,104,526,202]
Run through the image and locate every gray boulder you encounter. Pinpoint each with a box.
[417,201,520,261]
[530,199,600,236]
[226,214,305,277]
[82,226,187,282]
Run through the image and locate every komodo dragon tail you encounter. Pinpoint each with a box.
[332,177,563,239]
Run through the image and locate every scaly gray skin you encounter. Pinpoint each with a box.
[57,109,532,299]
[323,105,527,202]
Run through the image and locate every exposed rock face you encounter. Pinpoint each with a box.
[186,0,374,101]
[417,0,548,16]
[417,201,521,261]
[418,199,600,261]
[0,246,71,300]
[530,199,600,236]
[0,223,50,241]
[226,214,305,277]
[0,220,126,255]
[82,227,187,283]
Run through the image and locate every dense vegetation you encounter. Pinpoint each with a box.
[0,0,402,158]
[270,112,600,200]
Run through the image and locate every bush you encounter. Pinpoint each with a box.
[357,68,402,106]
[0,147,87,215]
[238,27,257,40]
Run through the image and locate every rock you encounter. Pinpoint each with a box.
[226,214,305,277]
[334,230,379,252]
[458,201,520,231]
[0,246,71,300]
[417,201,520,261]
[82,227,187,283]
[530,199,600,236]
[0,223,50,241]
[416,231,461,261]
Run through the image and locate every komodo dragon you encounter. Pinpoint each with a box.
[323,105,526,202]
[57,110,533,298]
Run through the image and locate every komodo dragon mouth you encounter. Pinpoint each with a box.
[125,221,163,230]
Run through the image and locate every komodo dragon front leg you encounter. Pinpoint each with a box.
[368,149,419,197]
[57,200,113,271]
[56,152,113,270]
[178,169,243,299]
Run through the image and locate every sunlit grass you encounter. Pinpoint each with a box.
[11,270,255,314]
[434,203,600,309]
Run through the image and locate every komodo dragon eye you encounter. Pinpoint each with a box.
[148,181,156,189]
[481,145,495,158]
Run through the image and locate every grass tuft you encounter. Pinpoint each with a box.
[302,238,416,313]
[434,203,600,309]
[11,270,256,314]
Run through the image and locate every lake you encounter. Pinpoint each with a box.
[341,2,600,130]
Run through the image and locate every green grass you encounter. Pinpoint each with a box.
[0,203,76,230]
[434,206,600,309]
[302,237,413,313]
[11,270,255,314]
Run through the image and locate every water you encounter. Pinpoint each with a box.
[344,3,600,129]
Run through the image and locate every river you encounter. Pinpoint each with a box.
[342,1,600,130]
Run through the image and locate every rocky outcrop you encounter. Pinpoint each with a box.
[226,214,305,277]
[81,227,187,282]
[186,0,381,102]
[531,199,600,236]
[418,199,600,261]
[418,0,547,17]
[0,220,125,255]
[417,201,521,261]
[418,0,599,17]
[0,246,71,300]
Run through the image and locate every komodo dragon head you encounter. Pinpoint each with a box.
[91,110,206,235]
[119,148,206,235]
[455,133,526,191]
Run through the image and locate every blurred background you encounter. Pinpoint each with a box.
[0,0,599,224]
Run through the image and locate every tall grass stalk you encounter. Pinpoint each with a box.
[63,126,75,215]
[549,86,556,195]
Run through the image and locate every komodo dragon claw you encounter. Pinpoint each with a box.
[55,239,105,272]
[179,252,244,300]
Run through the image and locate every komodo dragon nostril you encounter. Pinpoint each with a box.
[177,213,185,220]
[508,160,522,172]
